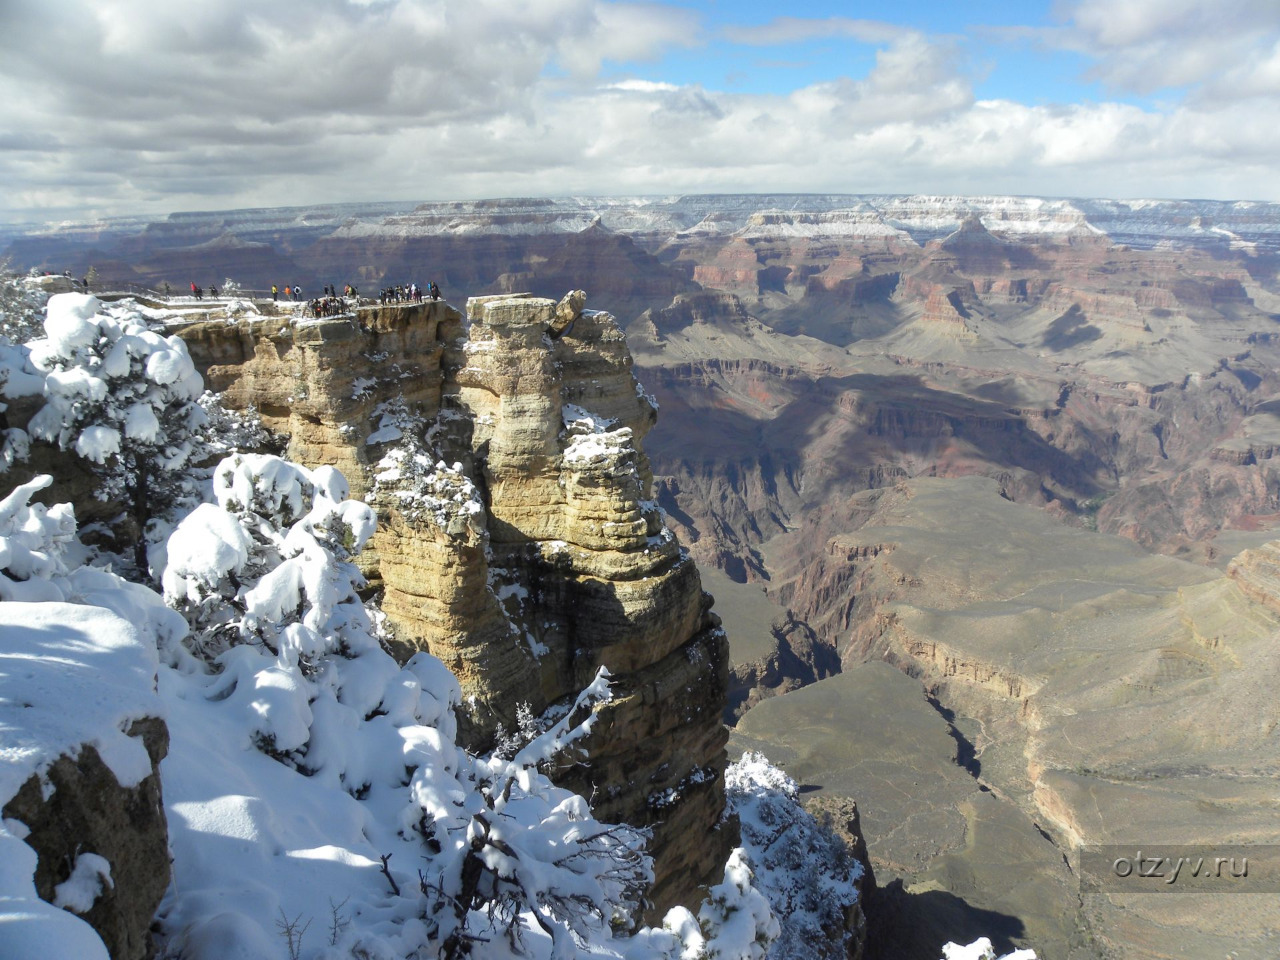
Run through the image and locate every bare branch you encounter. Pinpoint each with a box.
[379,853,401,897]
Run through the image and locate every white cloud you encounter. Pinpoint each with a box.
[604,79,681,92]
[1,0,1280,217]
[578,2,701,70]
[1038,0,1280,96]
[1066,0,1280,49]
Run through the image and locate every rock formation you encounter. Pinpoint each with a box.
[176,299,463,496]
[3,719,170,960]
[0,600,172,960]
[169,292,736,913]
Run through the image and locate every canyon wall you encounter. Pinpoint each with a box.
[170,294,736,912]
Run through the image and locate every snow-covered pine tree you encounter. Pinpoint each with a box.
[0,259,49,344]
[25,293,206,571]
[0,264,50,474]
[161,452,379,674]
[0,474,77,601]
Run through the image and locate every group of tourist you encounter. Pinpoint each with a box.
[378,281,439,304]
[269,282,362,303]
[155,278,441,307]
[307,296,352,318]
[271,284,304,301]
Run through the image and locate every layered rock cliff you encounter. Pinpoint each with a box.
[169,293,736,912]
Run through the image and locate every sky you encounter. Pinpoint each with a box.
[2,0,1280,220]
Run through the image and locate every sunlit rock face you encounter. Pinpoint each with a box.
[177,300,461,496]
[172,292,736,913]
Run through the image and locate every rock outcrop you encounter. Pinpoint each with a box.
[1225,539,1280,614]
[176,299,463,497]
[3,719,170,960]
[1,602,172,960]
[169,292,736,913]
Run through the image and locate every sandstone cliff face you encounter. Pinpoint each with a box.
[176,301,463,497]
[171,293,735,912]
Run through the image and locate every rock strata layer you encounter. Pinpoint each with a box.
[170,294,735,912]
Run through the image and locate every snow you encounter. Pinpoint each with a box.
[0,475,77,594]
[153,458,671,957]
[725,754,861,960]
[123,402,162,442]
[625,850,778,960]
[0,341,44,401]
[43,366,108,402]
[162,503,252,589]
[0,602,160,803]
[42,293,100,353]
[739,209,916,241]
[246,192,1280,251]
[725,753,1037,960]
[21,294,208,547]
[941,938,1037,960]
[0,517,166,960]
[562,403,616,433]
[561,403,635,469]
[365,397,421,446]
[563,427,633,466]
[53,852,114,914]
[365,421,403,445]
[74,424,121,463]
[0,896,111,960]
[144,335,197,386]
[373,447,486,538]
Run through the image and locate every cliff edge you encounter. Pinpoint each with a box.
[170,292,736,912]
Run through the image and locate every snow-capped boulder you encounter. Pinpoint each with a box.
[0,602,170,960]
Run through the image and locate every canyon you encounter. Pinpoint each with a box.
[8,193,1280,958]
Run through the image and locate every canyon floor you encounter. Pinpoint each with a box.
[639,300,1280,957]
[718,477,1280,959]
